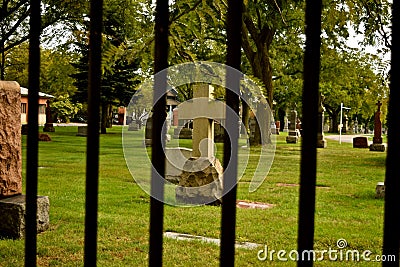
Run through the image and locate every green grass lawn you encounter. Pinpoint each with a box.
[0,127,387,266]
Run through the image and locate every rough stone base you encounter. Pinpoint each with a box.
[375,182,385,198]
[0,195,50,239]
[369,143,385,152]
[176,157,223,205]
[43,123,55,132]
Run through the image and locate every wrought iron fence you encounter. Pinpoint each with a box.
[23,0,399,266]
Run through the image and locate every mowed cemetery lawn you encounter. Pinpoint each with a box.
[0,126,386,266]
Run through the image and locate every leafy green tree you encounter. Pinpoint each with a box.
[319,47,388,132]
[50,94,82,123]
[0,0,88,78]
[71,0,143,133]
[4,43,78,98]
[40,48,78,97]
[2,42,29,86]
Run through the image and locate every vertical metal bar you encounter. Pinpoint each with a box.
[297,0,322,266]
[383,0,400,266]
[220,0,242,266]
[25,0,40,266]
[149,0,169,266]
[84,0,103,266]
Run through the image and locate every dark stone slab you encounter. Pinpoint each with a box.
[0,195,50,239]
[353,137,369,148]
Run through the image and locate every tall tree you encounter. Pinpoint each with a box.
[0,0,88,78]
[71,0,143,133]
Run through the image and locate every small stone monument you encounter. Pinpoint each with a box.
[0,81,49,239]
[175,84,224,205]
[286,107,300,143]
[369,101,385,152]
[353,136,369,148]
[128,121,140,131]
[317,94,327,148]
[375,182,385,198]
[43,100,55,132]
[144,116,170,146]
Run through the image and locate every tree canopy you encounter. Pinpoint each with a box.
[0,0,392,134]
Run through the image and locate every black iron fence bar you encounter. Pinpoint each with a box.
[220,0,242,266]
[25,0,41,266]
[383,0,400,266]
[84,0,103,265]
[297,0,322,266]
[149,0,169,266]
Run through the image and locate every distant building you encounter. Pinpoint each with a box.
[20,87,54,125]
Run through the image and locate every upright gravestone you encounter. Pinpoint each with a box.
[0,81,22,197]
[369,100,385,152]
[43,99,55,132]
[317,94,327,148]
[175,84,224,205]
[286,108,300,143]
[144,117,152,146]
[0,81,50,239]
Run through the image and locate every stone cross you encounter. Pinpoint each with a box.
[0,81,22,197]
[178,84,225,159]
[192,84,214,158]
[174,84,225,205]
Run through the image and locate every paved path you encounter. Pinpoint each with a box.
[53,123,87,127]
[325,134,387,147]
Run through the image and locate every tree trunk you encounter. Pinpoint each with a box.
[241,11,275,145]
[101,102,112,134]
[241,101,250,134]
[330,112,339,133]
